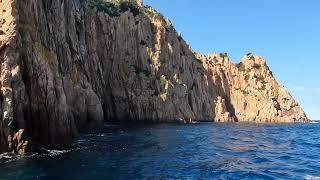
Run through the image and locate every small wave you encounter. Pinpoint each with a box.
[0,152,21,164]
[0,152,15,159]
[1,148,72,164]
[41,149,71,157]
[305,175,320,180]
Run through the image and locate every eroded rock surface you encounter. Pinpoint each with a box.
[201,53,308,123]
[0,0,308,153]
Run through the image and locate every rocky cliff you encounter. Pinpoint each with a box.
[0,0,308,153]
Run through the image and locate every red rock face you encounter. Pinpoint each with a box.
[200,54,308,123]
[0,0,308,153]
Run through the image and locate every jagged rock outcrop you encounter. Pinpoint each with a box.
[200,53,308,122]
[0,0,308,153]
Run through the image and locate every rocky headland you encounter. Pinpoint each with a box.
[0,0,308,153]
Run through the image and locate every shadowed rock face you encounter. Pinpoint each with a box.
[0,0,308,153]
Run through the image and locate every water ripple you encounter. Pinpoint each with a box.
[1,123,320,179]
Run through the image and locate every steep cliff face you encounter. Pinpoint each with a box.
[0,0,308,153]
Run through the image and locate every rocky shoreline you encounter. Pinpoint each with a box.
[0,0,308,154]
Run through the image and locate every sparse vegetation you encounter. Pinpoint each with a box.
[246,52,255,60]
[246,52,252,56]
[195,58,203,64]
[255,75,266,84]
[143,5,171,27]
[95,0,120,17]
[33,42,57,64]
[219,53,228,59]
[0,30,4,35]
[244,74,250,81]
[93,0,172,27]
[119,1,140,16]
[149,53,157,65]
[236,62,245,72]
[94,0,141,17]
[252,63,261,69]
[160,75,168,95]
[258,84,266,91]
[241,90,250,95]
[132,65,151,77]
[176,78,185,86]
[254,75,267,90]
[269,70,273,76]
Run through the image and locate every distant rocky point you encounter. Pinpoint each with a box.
[0,0,308,154]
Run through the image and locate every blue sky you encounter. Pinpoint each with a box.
[144,0,320,120]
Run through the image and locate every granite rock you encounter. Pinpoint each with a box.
[0,0,308,153]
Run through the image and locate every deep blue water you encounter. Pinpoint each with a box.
[0,122,320,180]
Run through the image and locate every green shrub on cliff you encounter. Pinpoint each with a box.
[252,63,261,69]
[258,84,266,91]
[148,53,158,65]
[219,53,229,60]
[236,62,245,72]
[0,30,5,35]
[195,58,203,64]
[94,1,170,26]
[255,75,266,84]
[246,53,255,60]
[132,65,151,77]
[160,75,168,96]
[118,1,140,16]
[176,78,186,86]
[241,90,249,95]
[95,0,119,16]
[94,0,141,17]
[244,74,250,81]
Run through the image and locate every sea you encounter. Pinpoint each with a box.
[0,122,320,180]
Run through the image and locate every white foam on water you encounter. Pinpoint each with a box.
[0,152,15,159]
[0,152,21,164]
[0,149,72,164]
[305,175,320,180]
[44,149,70,156]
